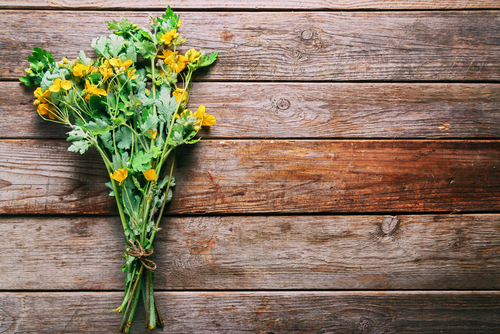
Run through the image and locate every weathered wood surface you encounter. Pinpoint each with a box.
[1,214,499,290]
[2,0,499,10]
[2,139,500,215]
[0,291,499,333]
[2,11,500,81]
[3,82,500,139]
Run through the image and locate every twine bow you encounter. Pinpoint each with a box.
[127,239,157,270]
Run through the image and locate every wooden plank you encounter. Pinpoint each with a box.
[1,214,499,290]
[1,139,500,215]
[3,82,500,139]
[1,11,500,81]
[0,291,499,333]
[1,0,499,10]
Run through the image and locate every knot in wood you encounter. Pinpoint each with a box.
[276,98,290,110]
[381,215,400,235]
[301,29,314,40]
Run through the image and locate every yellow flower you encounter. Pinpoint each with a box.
[173,88,187,102]
[157,50,188,73]
[127,68,136,80]
[146,129,157,139]
[110,169,128,185]
[143,169,157,181]
[177,19,181,28]
[160,29,179,45]
[72,63,94,77]
[49,78,72,93]
[185,49,201,63]
[157,49,177,60]
[195,105,216,130]
[33,87,51,106]
[173,55,188,73]
[83,80,107,101]
[99,60,113,83]
[36,103,57,120]
[109,58,133,72]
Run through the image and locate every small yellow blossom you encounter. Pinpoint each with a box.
[99,60,113,83]
[195,105,216,130]
[72,63,94,77]
[83,80,107,101]
[177,19,181,28]
[143,169,157,181]
[110,169,128,185]
[33,87,51,106]
[157,50,188,73]
[147,129,157,139]
[185,49,201,63]
[160,29,179,45]
[109,58,133,72]
[172,88,187,102]
[49,78,72,93]
[127,68,136,80]
[157,49,177,60]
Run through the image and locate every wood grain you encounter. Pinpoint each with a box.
[1,214,499,290]
[0,291,499,333]
[1,0,499,10]
[2,11,500,81]
[1,139,500,215]
[3,82,500,139]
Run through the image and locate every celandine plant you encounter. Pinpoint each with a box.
[20,7,217,332]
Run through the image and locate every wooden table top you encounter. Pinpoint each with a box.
[0,1,499,333]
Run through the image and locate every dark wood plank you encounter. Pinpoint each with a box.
[3,82,500,139]
[1,139,500,215]
[1,214,499,290]
[1,0,499,10]
[0,291,499,333]
[1,11,500,81]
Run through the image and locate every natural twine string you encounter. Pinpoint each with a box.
[127,239,157,271]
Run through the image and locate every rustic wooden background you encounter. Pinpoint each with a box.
[1,1,500,333]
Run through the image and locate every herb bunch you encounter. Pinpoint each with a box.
[20,7,217,332]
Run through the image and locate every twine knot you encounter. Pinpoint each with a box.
[127,239,157,270]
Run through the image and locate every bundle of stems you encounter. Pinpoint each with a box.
[20,7,217,332]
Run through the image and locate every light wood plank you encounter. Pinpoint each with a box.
[3,82,500,139]
[1,11,500,81]
[1,0,499,10]
[0,291,499,333]
[1,140,500,215]
[1,214,499,290]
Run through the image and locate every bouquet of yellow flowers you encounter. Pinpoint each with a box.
[20,7,217,332]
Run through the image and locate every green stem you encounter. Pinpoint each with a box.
[119,266,144,332]
[150,152,175,244]
[94,141,129,235]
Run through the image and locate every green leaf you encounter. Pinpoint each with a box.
[78,50,91,66]
[131,151,153,172]
[140,113,159,133]
[198,52,218,68]
[67,127,87,141]
[91,36,110,58]
[134,40,156,59]
[83,119,110,135]
[68,140,91,154]
[100,132,114,153]
[126,45,137,63]
[105,182,115,197]
[107,35,126,58]
[156,96,177,123]
[116,126,133,150]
